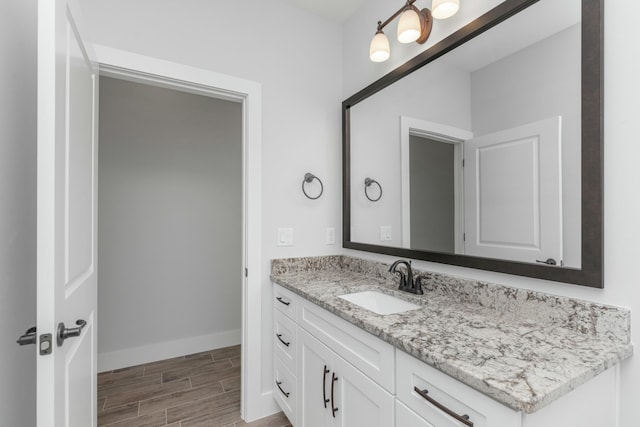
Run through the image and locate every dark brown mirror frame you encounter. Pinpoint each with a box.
[342,0,603,288]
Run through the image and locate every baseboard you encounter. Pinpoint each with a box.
[98,329,241,372]
[243,391,281,423]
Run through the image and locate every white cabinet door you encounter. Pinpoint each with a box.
[298,329,334,427]
[37,0,98,426]
[298,328,394,427]
[464,116,562,265]
[396,400,434,427]
[333,354,394,427]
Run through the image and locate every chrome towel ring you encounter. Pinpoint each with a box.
[364,177,382,202]
[302,173,324,200]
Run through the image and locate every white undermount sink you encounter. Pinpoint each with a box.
[339,291,421,315]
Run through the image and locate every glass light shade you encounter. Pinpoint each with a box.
[397,8,421,43]
[369,31,390,62]
[432,0,460,19]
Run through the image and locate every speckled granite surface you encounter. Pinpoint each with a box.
[270,255,633,414]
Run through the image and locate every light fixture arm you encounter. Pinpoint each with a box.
[375,0,433,46]
[377,0,419,32]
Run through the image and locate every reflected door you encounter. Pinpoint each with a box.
[463,117,562,265]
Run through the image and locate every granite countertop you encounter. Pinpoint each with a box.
[270,255,633,414]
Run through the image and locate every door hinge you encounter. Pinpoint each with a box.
[463,233,466,241]
[462,159,465,167]
[245,268,248,277]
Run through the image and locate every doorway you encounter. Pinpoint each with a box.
[408,134,457,253]
[97,75,244,424]
[95,47,267,422]
[399,116,470,252]
[97,75,242,369]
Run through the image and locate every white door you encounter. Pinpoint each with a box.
[37,0,98,426]
[298,329,335,427]
[464,117,562,265]
[333,354,394,427]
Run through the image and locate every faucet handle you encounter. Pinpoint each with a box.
[414,276,425,295]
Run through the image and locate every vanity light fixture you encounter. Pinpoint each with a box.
[369,0,460,62]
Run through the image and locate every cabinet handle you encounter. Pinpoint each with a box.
[414,387,473,427]
[323,365,330,408]
[276,333,290,347]
[276,296,291,306]
[331,372,339,417]
[276,381,290,398]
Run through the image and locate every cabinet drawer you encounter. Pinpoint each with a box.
[274,284,297,319]
[298,297,395,393]
[396,351,520,427]
[274,309,297,371]
[274,355,297,425]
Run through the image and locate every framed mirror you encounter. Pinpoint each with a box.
[342,0,603,287]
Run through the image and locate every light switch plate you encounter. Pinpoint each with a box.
[326,227,336,245]
[380,226,392,242]
[277,228,294,246]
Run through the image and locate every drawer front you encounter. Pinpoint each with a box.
[273,284,297,319]
[298,297,395,393]
[274,309,297,371]
[396,351,520,427]
[274,355,297,425]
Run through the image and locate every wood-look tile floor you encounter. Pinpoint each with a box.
[98,345,292,427]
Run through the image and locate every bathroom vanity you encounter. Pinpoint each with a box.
[270,256,632,427]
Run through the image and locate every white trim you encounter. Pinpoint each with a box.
[94,46,273,422]
[399,117,473,251]
[97,329,242,373]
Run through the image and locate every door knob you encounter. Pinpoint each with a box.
[57,320,87,347]
[16,326,37,346]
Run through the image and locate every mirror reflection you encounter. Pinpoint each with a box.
[349,0,581,268]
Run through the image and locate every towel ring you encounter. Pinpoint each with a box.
[364,177,382,202]
[302,173,324,200]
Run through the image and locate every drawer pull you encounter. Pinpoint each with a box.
[331,372,339,417]
[323,365,330,408]
[414,387,473,427]
[276,333,290,347]
[276,296,291,306]
[276,381,290,398]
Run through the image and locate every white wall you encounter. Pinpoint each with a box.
[343,1,640,426]
[81,0,343,399]
[0,0,37,425]
[97,77,243,369]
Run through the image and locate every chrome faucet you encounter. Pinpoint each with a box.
[388,260,423,295]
